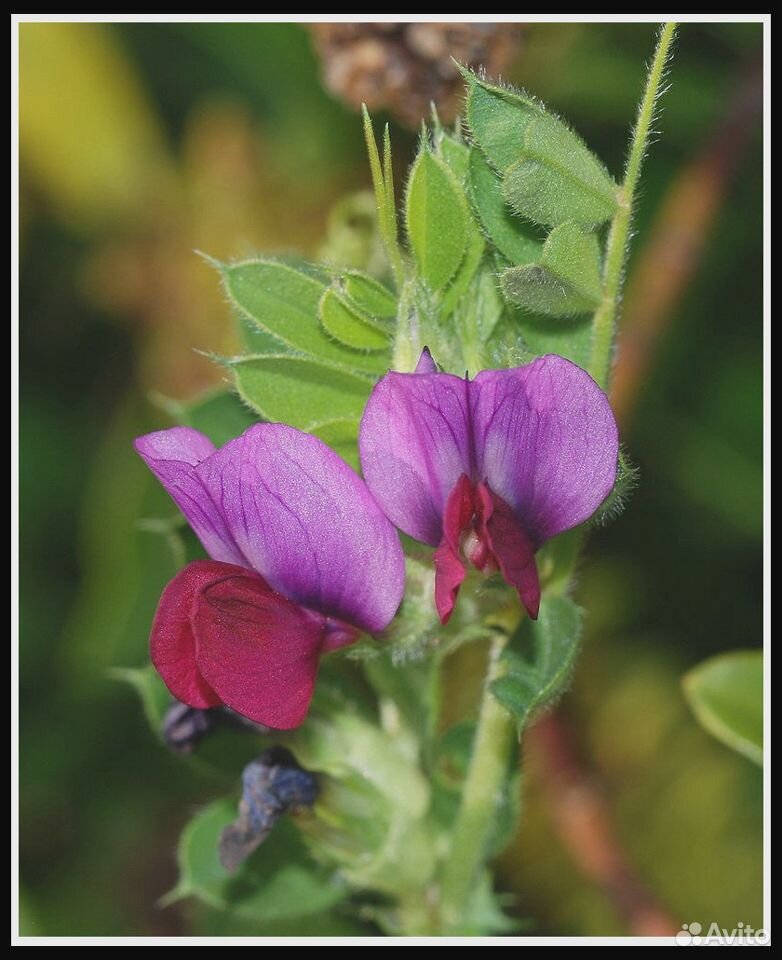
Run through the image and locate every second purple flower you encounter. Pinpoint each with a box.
[359,351,619,623]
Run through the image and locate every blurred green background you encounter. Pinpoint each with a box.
[19,21,763,936]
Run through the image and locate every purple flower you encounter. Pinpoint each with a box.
[359,351,619,623]
[135,423,405,729]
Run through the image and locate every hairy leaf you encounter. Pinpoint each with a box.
[164,799,346,922]
[228,354,372,430]
[219,259,385,374]
[319,287,391,352]
[491,597,582,733]
[469,149,542,265]
[406,149,468,292]
[501,222,603,316]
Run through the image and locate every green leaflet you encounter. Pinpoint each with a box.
[437,132,472,183]
[462,70,542,171]
[447,261,506,359]
[235,309,290,355]
[491,597,582,734]
[463,68,617,227]
[510,311,593,369]
[183,389,259,444]
[228,354,373,430]
[440,223,486,322]
[469,148,542,265]
[341,270,397,319]
[502,116,618,227]
[150,387,260,443]
[163,799,347,923]
[501,222,603,316]
[309,417,362,471]
[218,258,386,374]
[319,286,391,353]
[683,651,763,766]
[406,149,468,292]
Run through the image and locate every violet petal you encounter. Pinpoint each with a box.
[134,427,249,567]
[414,346,438,374]
[359,370,472,545]
[192,423,404,632]
[471,355,619,544]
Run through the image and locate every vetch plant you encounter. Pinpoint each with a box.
[125,24,678,936]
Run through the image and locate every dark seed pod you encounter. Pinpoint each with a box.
[219,747,319,873]
[162,701,218,755]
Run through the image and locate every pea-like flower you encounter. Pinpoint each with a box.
[359,351,619,624]
[135,423,405,729]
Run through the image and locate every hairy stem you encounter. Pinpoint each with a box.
[590,22,678,389]
[611,53,761,424]
[438,630,516,931]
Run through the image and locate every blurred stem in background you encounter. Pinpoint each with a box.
[521,35,763,935]
[611,55,763,426]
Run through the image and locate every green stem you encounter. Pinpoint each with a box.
[590,22,678,389]
[438,630,516,931]
[392,282,421,371]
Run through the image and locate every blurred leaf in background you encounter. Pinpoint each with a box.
[683,651,763,766]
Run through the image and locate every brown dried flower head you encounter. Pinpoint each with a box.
[310,23,522,129]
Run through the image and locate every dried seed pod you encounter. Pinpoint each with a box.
[219,747,319,873]
[162,701,218,755]
[309,23,522,129]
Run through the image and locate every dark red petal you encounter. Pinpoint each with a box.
[442,473,475,551]
[477,483,541,620]
[434,538,467,625]
[150,561,231,709]
[433,475,475,624]
[193,569,328,729]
